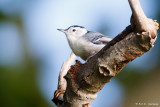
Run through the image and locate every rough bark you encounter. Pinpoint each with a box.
[52,0,159,107]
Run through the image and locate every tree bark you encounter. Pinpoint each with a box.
[53,0,159,107]
[52,52,76,106]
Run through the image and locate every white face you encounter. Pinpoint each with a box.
[65,26,87,38]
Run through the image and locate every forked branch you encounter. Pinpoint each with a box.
[52,0,159,107]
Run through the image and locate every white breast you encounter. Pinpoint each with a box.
[67,36,106,60]
[67,36,90,59]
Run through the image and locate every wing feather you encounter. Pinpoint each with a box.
[83,31,112,44]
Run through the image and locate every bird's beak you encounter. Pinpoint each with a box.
[57,29,66,33]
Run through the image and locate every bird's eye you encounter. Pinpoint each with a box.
[72,29,76,32]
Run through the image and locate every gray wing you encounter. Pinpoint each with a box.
[83,31,112,45]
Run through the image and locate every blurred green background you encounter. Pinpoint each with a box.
[0,0,159,107]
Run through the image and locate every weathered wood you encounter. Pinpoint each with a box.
[53,0,159,106]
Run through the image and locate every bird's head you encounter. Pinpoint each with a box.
[58,25,87,38]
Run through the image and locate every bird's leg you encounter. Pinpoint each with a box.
[52,89,65,106]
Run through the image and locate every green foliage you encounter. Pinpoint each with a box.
[0,66,51,107]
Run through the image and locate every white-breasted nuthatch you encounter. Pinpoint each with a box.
[58,25,112,61]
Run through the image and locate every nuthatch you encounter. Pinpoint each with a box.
[58,25,112,60]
